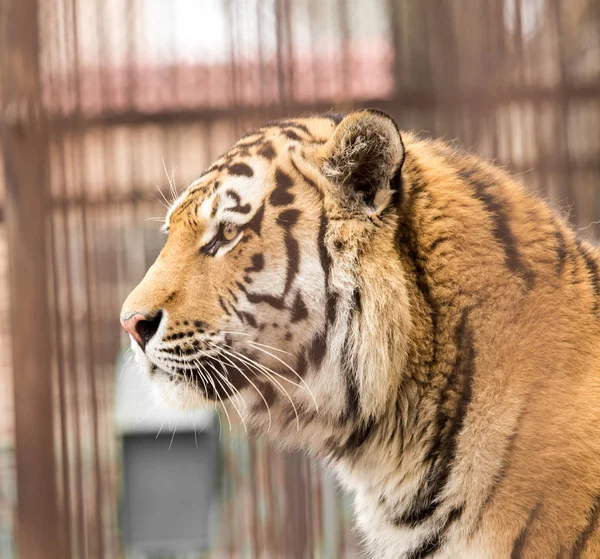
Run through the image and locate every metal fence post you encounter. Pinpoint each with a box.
[0,0,62,557]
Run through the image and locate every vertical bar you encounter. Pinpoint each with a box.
[549,0,576,223]
[387,0,404,95]
[283,0,295,110]
[248,441,261,558]
[0,0,62,558]
[337,0,351,105]
[275,0,288,112]
[44,4,74,556]
[59,4,89,556]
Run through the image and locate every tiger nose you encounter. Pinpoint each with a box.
[120,311,163,350]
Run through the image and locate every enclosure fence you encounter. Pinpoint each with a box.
[1,0,599,557]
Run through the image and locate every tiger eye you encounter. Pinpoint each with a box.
[223,223,238,241]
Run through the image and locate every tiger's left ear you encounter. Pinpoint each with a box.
[321,109,404,212]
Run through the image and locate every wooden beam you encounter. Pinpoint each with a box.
[0,0,62,557]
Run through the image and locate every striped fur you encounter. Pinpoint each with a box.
[122,111,600,558]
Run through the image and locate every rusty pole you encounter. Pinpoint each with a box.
[0,0,62,558]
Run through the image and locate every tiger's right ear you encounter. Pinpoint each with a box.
[320,109,404,212]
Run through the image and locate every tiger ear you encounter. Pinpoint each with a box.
[321,109,404,211]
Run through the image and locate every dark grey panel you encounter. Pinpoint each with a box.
[121,427,218,554]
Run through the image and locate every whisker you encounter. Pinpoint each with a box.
[169,421,178,450]
[220,343,300,430]
[205,361,248,434]
[195,369,223,427]
[216,409,222,442]
[161,157,179,202]
[210,354,247,410]
[221,342,302,389]
[243,339,293,356]
[195,359,232,432]
[246,341,319,413]
[155,183,171,208]
[177,348,196,401]
[206,343,272,431]
[211,355,250,412]
[170,164,178,198]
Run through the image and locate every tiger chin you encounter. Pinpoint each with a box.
[121,110,600,558]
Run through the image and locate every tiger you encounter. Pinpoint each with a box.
[120,109,600,558]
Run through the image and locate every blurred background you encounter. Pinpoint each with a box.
[0,0,598,557]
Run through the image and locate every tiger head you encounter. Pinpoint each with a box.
[120,110,410,436]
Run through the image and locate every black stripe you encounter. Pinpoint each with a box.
[218,296,229,315]
[244,291,286,310]
[274,121,312,135]
[571,491,600,558]
[245,203,264,237]
[405,506,464,559]
[257,141,276,161]
[389,165,403,206]
[303,208,332,372]
[325,420,373,462]
[231,306,244,324]
[245,253,264,274]
[398,308,476,527]
[238,311,258,328]
[210,198,218,218]
[270,169,295,206]
[283,232,299,295]
[317,213,330,278]
[290,292,309,323]
[236,136,265,149]
[224,190,251,214]
[428,236,451,252]
[352,288,362,314]
[340,341,360,424]
[576,240,600,314]
[276,209,301,295]
[235,281,247,293]
[251,381,277,413]
[460,168,535,290]
[295,349,308,377]
[306,330,327,369]
[395,161,438,375]
[242,210,300,312]
[283,129,302,141]
[228,162,254,177]
[317,212,337,326]
[227,288,238,303]
[511,503,541,559]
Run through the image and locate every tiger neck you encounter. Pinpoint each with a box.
[322,156,462,504]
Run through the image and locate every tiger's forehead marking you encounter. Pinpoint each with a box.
[165,115,339,229]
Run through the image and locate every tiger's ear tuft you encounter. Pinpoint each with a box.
[322,109,404,210]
